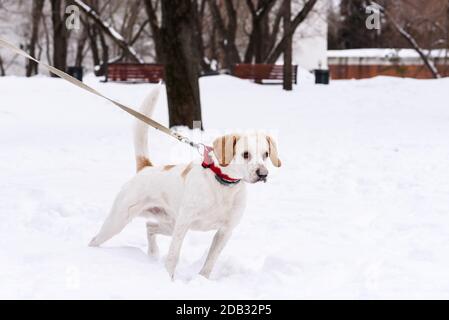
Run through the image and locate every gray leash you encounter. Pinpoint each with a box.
[0,37,202,152]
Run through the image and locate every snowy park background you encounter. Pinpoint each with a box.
[1,72,449,299]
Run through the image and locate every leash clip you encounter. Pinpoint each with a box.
[174,133,207,157]
[195,143,207,156]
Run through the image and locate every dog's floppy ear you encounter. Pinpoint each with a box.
[266,136,281,167]
[213,134,240,167]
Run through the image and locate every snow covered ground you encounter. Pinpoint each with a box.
[1,73,449,299]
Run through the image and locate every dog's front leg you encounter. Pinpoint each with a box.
[199,227,233,279]
[165,218,191,280]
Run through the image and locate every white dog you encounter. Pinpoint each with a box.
[89,86,281,279]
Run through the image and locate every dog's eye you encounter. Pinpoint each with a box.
[264,151,269,159]
[242,151,250,160]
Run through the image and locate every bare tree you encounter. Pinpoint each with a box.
[130,19,150,46]
[42,10,53,66]
[50,0,69,75]
[85,21,101,70]
[74,0,143,63]
[0,0,321,81]
[205,0,317,66]
[26,0,45,77]
[120,0,141,42]
[85,20,110,75]
[161,0,203,129]
[75,25,89,67]
[193,0,212,73]
[283,0,292,90]
[98,26,109,70]
[244,0,277,63]
[374,2,442,78]
[265,0,318,63]
[208,0,241,69]
[266,2,285,60]
[143,0,164,63]
[80,1,110,75]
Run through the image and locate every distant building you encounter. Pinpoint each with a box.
[328,49,449,79]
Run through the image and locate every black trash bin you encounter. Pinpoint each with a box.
[67,66,83,81]
[314,69,329,85]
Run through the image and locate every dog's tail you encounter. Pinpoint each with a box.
[133,84,161,172]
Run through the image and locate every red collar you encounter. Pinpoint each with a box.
[201,146,241,185]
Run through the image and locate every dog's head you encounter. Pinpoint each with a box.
[212,133,281,184]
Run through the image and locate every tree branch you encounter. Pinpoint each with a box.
[373,2,441,79]
[266,2,284,60]
[130,20,149,45]
[265,0,318,63]
[74,0,143,63]
[143,0,163,62]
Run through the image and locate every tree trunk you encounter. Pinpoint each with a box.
[121,0,141,42]
[193,0,211,73]
[208,0,241,69]
[210,25,219,67]
[42,11,53,66]
[223,0,241,65]
[283,0,292,91]
[265,4,284,61]
[0,54,5,76]
[143,0,164,63]
[244,0,277,63]
[98,28,109,75]
[26,0,45,77]
[50,0,69,76]
[253,20,264,63]
[75,26,88,67]
[82,1,107,75]
[446,0,449,76]
[161,0,203,129]
[86,23,101,70]
[86,22,109,76]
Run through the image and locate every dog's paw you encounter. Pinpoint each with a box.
[165,259,176,281]
[199,269,211,279]
[147,246,160,260]
[147,251,160,262]
[166,269,175,281]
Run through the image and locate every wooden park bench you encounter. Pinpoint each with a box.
[106,63,164,83]
[232,64,298,84]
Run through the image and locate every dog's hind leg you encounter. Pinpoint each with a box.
[146,222,160,258]
[89,199,142,247]
[146,222,173,258]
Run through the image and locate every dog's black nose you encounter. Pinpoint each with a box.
[256,168,268,179]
